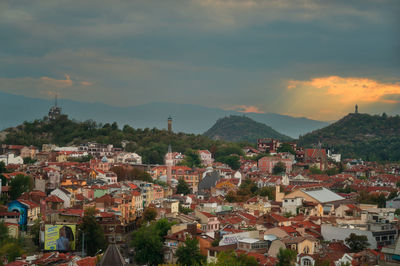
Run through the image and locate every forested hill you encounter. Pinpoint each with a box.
[204,115,292,142]
[0,115,241,165]
[298,113,400,161]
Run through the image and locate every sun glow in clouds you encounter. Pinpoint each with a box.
[228,105,265,113]
[285,76,400,120]
[288,76,400,104]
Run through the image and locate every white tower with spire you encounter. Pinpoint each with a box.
[166,144,173,185]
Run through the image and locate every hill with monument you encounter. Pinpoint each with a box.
[298,105,400,161]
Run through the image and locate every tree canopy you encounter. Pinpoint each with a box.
[9,174,32,200]
[345,233,370,252]
[176,237,206,266]
[78,207,106,256]
[272,162,286,175]
[212,250,258,266]
[277,248,297,266]
[176,179,191,195]
[131,218,174,265]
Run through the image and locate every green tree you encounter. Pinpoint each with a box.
[388,191,398,201]
[23,157,37,165]
[257,186,275,199]
[277,248,297,266]
[272,162,286,175]
[179,204,193,214]
[0,162,6,173]
[78,208,106,256]
[277,143,295,154]
[0,242,24,263]
[223,155,240,170]
[142,207,157,223]
[225,191,236,203]
[214,250,258,266]
[345,233,370,252]
[0,222,8,243]
[9,174,33,200]
[131,219,173,265]
[176,178,191,195]
[30,218,41,246]
[181,149,202,167]
[176,237,206,266]
[309,166,323,175]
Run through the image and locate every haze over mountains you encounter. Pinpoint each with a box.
[0,91,328,138]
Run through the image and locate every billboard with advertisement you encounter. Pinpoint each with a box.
[45,224,76,251]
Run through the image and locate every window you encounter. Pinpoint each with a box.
[303,258,312,266]
[303,246,310,254]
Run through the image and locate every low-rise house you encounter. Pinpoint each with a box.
[258,156,292,174]
[281,236,320,255]
[198,150,214,166]
[195,210,220,233]
[0,153,23,165]
[45,195,64,211]
[50,188,72,208]
[237,237,269,252]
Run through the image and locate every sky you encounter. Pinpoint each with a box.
[0,0,399,121]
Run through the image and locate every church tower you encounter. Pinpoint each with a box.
[168,116,172,133]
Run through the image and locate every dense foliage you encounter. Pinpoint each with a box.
[204,115,292,143]
[176,237,206,266]
[176,179,191,195]
[130,218,174,265]
[225,179,275,202]
[78,207,106,256]
[0,222,24,263]
[213,250,258,266]
[277,248,297,266]
[345,233,370,252]
[298,113,400,161]
[9,174,33,200]
[1,115,248,165]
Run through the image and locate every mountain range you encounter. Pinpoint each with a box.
[0,91,329,138]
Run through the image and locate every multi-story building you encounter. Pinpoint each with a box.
[257,138,281,153]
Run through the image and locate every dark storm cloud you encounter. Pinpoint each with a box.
[0,0,398,119]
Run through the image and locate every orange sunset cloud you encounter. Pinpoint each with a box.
[229,105,264,113]
[288,76,400,104]
[284,76,400,120]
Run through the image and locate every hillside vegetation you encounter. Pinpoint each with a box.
[298,113,400,161]
[1,115,246,165]
[204,115,292,143]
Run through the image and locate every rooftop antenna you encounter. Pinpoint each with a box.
[55,93,58,107]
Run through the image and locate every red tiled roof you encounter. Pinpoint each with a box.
[200,211,216,218]
[45,195,64,203]
[17,199,39,208]
[270,213,288,222]
[76,257,97,266]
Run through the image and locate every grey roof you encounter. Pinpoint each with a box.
[198,171,220,191]
[301,187,344,203]
[97,244,125,266]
